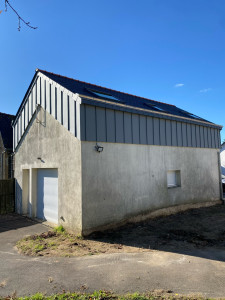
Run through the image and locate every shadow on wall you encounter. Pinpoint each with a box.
[88,204,225,263]
[15,180,22,214]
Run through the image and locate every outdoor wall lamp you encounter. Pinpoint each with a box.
[95,143,104,153]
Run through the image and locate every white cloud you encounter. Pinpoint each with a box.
[200,88,212,93]
[174,83,184,88]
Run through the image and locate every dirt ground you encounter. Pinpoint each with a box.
[17,204,225,257]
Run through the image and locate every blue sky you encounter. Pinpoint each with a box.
[0,0,225,141]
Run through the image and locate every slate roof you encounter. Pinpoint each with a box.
[0,112,15,150]
[38,69,212,124]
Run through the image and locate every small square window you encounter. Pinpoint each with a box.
[167,170,181,188]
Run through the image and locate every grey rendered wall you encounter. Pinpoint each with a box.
[80,104,221,149]
[14,109,82,233]
[81,142,220,234]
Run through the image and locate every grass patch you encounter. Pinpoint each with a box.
[0,290,212,300]
[54,225,65,233]
[16,226,148,257]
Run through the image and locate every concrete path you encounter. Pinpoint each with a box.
[1,215,225,298]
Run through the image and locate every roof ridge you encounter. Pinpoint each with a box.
[36,68,176,107]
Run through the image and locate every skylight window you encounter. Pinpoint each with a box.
[86,88,120,102]
[144,103,166,112]
[177,108,203,120]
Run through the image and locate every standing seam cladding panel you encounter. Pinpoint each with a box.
[106,109,116,143]
[160,119,166,146]
[56,88,61,123]
[132,114,140,144]
[140,116,147,144]
[124,112,132,144]
[46,83,50,114]
[209,127,213,148]
[217,130,220,148]
[63,92,68,130]
[200,126,204,148]
[218,130,221,148]
[181,123,187,147]
[165,120,172,146]
[214,129,217,148]
[69,97,76,136]
[80,105,86,140]
[147,116,154,145]
[51,85,55,119]
[28,94,32,122]
[21,110,24,137]
[203,127,208,148]
[33,83,36,109]
[177,122,182,147]
[43,80,46,109]
[96,107,106,142]
[14,123,17,148]
[186,124,192,147]
[196,125,200,148]
[215,129,219,148]
[25,102,28,129]
[85,105,96,141]
[171,121,177,146]
[37,77,40,105]
[115,111,124,143]
[191,125,196,147]
[211,128,215,148]
[153,118,160,145]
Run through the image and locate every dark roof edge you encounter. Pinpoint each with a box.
[81,97,223,130]
[12,70,38,126]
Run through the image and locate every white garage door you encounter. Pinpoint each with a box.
[37,169,58,224]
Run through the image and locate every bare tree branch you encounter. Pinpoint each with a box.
[4,0,37,31]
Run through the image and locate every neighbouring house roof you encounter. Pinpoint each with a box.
[0,112,15,150]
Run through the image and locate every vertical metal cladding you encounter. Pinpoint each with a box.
[13,75,78,150]
[124,112,132,144]
[115,111,124,143]
[140,116,147,145]
[80,104,221,149]
[96,107,106,142]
